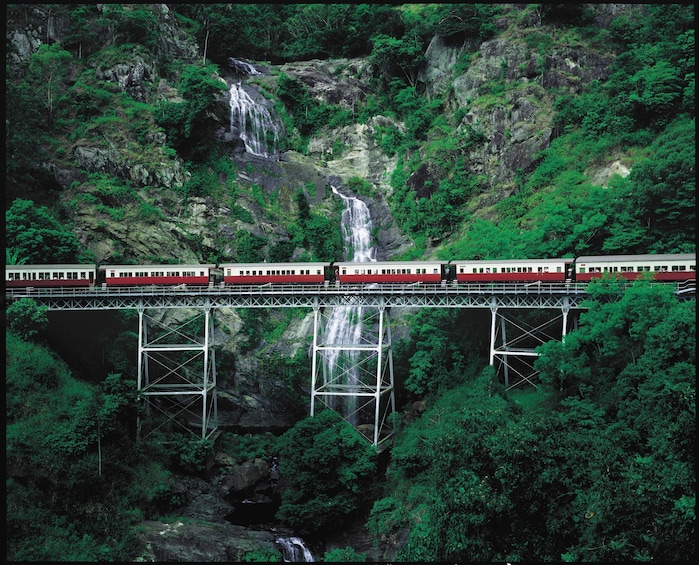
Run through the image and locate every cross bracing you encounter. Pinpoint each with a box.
[6,281,693,446]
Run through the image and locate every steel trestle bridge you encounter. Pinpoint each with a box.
[6,281,693,447]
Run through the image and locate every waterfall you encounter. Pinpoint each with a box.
[228,82,281,158]
[322,186,377,425]
[276,536,314,562]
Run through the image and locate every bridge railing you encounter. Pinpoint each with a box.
[4,280,694,301]
[5,281,591,299]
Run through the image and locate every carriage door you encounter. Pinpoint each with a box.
[564,261,575,281]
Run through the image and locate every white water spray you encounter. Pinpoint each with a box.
[322,186,377,424]
[228,82,281,158]
[276,536,314,562]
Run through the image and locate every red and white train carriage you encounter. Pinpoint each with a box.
[575,253,696,282]
[5,264,96,287]
[219,262,327,285]
[333,260,446,284]
[451,258,574,283]
[100,264,214,286]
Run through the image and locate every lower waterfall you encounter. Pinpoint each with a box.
[276,536,315,562]
[321,186,378,425]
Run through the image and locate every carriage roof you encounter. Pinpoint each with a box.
[576,254,695,263]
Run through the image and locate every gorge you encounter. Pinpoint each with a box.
[5,4,694,562]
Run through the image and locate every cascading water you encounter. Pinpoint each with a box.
[276,536,314,562]
[228,82,281,159]
[322,186,377,424]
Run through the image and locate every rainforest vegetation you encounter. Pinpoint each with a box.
[5,3,695,561]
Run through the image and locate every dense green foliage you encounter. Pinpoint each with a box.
[6,327,225,560]
[274,410,379,537]
[6,297,49,341]
[6,199,91,264]
[369,282,694,561]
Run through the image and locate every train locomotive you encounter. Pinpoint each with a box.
[5,253,696,289]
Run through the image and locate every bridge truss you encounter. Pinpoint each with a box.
[8,281,690,446]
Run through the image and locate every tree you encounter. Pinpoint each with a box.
[626,116,695,251]
[534,281,695,560]
[323,546,367,562]
[7,298,49,341]
[629,61,683,127]
[275,410,378,536]
[24,43,74,127]
[155,63,226,156]
[5,199,84,263]
[369,33,427,89]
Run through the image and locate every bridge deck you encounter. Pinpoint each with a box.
[5,281,692,310]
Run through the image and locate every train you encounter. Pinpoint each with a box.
[5,254,696,289]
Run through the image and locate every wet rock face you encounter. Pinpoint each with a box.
[279,58,371,109]
[139,519,285,562]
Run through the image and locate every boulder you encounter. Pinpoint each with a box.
[138,519,284,562]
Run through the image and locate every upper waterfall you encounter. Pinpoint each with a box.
[228,82,281,159]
